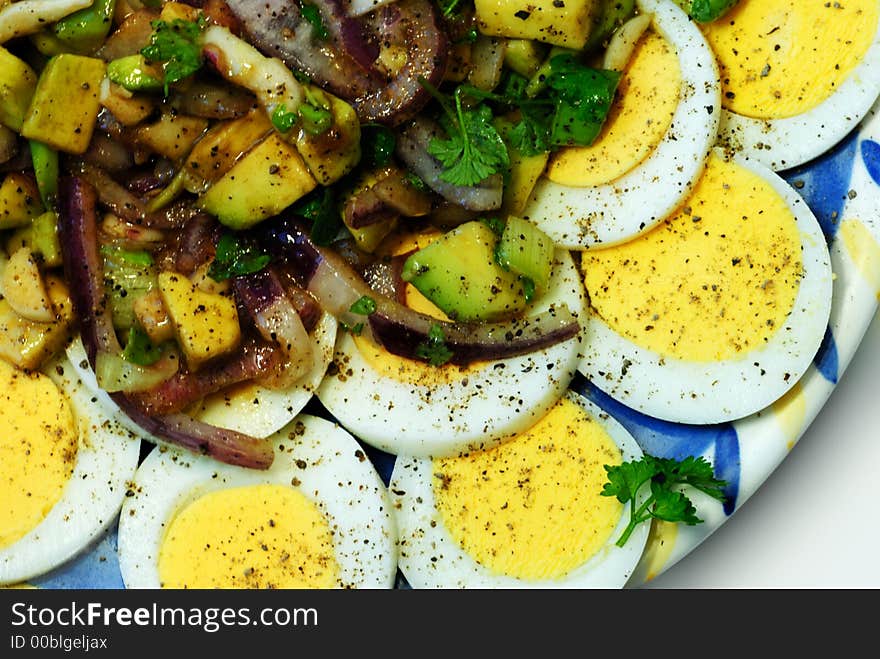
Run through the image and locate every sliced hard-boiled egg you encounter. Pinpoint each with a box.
[65,310,337,442]
[315,238,587,459]
[0,356,141,586]
[522,0,721,249]
[117,414,397,588]
[706,0,880,170]
[578,150,833,424]
[389,391,649,588]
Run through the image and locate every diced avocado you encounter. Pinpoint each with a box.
[6,211,62,268]
[0,47,38,132]
[107,54,164,92]
[294,88,361,186]
[198,132,317,230]
[0,172,43,229]
[183,108,274,194]
[157,271,241,371]
[495,215,555,296]
[102,246,158,331]
[504,39,549,78]
[52,0,117,54]
[583,0,636,52]
[20,54,107,154]
[400,221,529,322]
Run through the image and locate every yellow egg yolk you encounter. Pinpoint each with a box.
[582,152,803,362]
[0,360,78,549]
[432,396,623,581]
[702,0,878,119]
[157,484,339,589]
[547,29,681,187]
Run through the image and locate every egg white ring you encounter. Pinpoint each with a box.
[522,0,721,249]
[578,153,833,425]
[190,313,337,437]
[389,391,649,589]
[315,248,588,458]
[65,311,337,441]
[117,414,398,589]
[716,12,880,171]
[0,356,141,585]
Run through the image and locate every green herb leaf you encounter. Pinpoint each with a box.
[207,233,271,281]
[361,123,397,168]
[349,295,377,316]
[601,454,728,547]
[140,16,206,95]
[271,104,298,133]
[428,95,509,187]
[415,323,454,366]
[291,187,341,246]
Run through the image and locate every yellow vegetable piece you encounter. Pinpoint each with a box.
[0,172,43,229]
[0,46,37,132]
[157,271,241,370]
[20,54,107,155]
[474,0,598,49]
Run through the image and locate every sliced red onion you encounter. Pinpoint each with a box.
[224,0,447,125]
[396,116,503,211]
[125,338,282,416]
[262,218,580,365]
[58,175,274,470]
[233,268,314,385]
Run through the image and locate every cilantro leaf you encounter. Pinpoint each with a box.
[298,1,328,40]
[349,295,377,316]
[141,16,206,95]
[427,88,509,187]
[602,454,728,547]
[415,323,454,366]
[208,233,271,281]
[291,187,341,246]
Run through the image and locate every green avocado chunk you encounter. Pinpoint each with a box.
[401,221,529,322]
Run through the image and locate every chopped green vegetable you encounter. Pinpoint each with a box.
[271,104,298,133]
[291,187,341,247]
[495,215,555,297]
[543,54,621,148]
[675,0,740,23]
[52,0,117,54]
[140,16,207,95]
[107,54,164,92]
[349,295,377,316]
[601,454,729,548]
[360,123,397,168]
[298,1,328,40]
[415,323,454,367]
[122,326,163,366]
[425,83,510,187]
[29,140,59,211]
[207,233,270,281]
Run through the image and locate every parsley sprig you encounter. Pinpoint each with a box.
[601,455,728,547]
[422,80,510,187]
[207,233,271,281]
[416,323,454,366]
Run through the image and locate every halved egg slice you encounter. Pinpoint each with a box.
[65,310,337,441]
[117,414,397,588]
[315,239,587,459]
[522,0,721,249]
[0,356,141,585]
[578,150,833,424]
[389,391,649,588]
[706,0,880,170]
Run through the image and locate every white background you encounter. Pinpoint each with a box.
[641,308,880,589]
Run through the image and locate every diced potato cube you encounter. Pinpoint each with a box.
[20,54,107,154]
[475,0,598,49]
[157,271,241,370]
